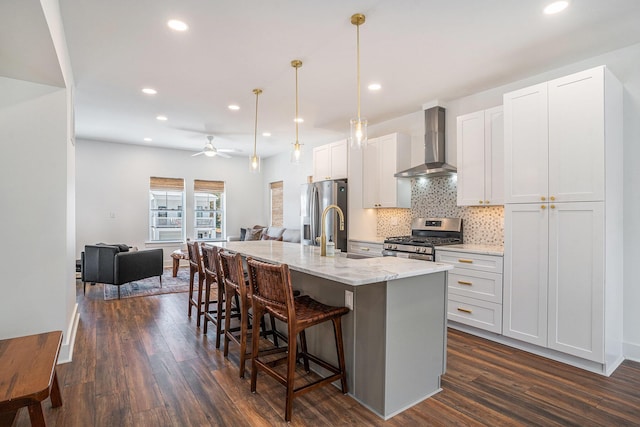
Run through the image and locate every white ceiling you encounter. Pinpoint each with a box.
[7,1,640,158]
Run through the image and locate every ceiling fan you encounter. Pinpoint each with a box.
[192,136,232,158]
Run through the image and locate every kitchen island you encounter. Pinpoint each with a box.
[214,240,452,419]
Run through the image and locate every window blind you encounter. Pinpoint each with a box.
[270,181,284,227]
[150,176,185,191]
[194,179,225,194]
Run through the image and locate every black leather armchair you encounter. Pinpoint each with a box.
[81,244,164,299]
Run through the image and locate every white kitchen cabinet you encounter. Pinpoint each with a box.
[548,202,605,361]
[456,106,504,206]
[312,139,347,182]
[504,66,608,204]
[503,203,549,347]
[503,66,623,370]
[504,202,606,360]
[362,133,411,208]
[436,250,504,334]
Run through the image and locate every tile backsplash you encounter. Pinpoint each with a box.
[377,176,504,245]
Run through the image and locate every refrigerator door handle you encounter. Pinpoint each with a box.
[310,185,318,244]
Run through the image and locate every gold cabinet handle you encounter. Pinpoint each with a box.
[458,259,473,264]
[541,196,546,201]
[457,307,472,314]
[485,200,490,204]
[457,280,473,286]
[360,247,370,251]
[550,204,555,209]
[550,196,556,201]
[541,205,546,209]
[479,200,483,204]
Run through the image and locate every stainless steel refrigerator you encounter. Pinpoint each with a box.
[301,179,348,252]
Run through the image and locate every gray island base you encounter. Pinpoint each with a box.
[214,241,452,419]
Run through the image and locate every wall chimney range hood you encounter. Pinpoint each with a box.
[394,106,456,178]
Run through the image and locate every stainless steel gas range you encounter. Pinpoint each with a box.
[383,217,463,261]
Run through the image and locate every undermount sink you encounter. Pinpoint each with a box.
[344,253,370,260]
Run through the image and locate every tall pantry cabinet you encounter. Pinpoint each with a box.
[502,66,623,373]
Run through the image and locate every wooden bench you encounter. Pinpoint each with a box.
[0,331,63,427]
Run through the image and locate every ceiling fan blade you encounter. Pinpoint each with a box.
[192,151,205,157]
[217,152,232,159]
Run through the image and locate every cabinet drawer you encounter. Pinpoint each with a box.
[436,251,503,273]
[448,269,503,303]
[348,241,383,257]
[447,295,502,334]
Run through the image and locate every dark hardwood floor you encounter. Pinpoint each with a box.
[7,281,640,426]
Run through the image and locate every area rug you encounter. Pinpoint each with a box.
[103,268,191,300]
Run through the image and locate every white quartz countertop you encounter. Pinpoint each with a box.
[435,244,504,256]
[212,241,452,286]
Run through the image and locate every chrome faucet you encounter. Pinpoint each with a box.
[320,204,345,256]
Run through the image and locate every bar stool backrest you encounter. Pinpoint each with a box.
[219,250,248,301]
[201,245,221,285]
[246,258,296,323]
[187,241,202,273]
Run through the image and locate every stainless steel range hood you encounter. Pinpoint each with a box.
[394,106,456,178]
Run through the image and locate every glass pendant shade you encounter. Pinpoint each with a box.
[290,142,302,164]
[249,154,261,173]
[349,118,368,149]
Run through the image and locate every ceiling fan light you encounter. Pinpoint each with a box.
[204,150,216,157]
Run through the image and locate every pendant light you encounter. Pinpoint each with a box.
[349,13,367,149]
[250,88,262,173]
[291,59,303,164]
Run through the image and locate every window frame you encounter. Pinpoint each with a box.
[148,177,186,243]
[193,179,226,242]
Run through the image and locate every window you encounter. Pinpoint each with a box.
[194,179,225,241]
[149,177,185,242]
[270,181,283,227]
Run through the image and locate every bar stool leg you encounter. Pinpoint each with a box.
[285,331,298,422]
[299,330,310,373]
[333,317,348,394]
[215,287,224,349]
[223,286,234,357]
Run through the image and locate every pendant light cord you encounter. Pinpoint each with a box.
[295,64,299,144]
[356,21,361,121]
[253,89,260,157]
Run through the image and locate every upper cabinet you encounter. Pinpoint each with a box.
[362,133,411,208]
[312,139,348,182]
[504,66,609,204]
[456,106,504,206]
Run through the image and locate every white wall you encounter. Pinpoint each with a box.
[0,77,76,358]
[75,139,264,262]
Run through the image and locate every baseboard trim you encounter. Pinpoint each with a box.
[58,303,79,364]
[624,341,640,363]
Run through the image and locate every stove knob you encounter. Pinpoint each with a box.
[393,245,398,250]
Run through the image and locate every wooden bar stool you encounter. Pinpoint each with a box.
[187,241,205,327]
[201,245,240,347]
[246,257,349,422]
[219,249,254,378]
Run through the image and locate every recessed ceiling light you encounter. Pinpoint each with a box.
[167,19,188,31]
[544,1,569,14]
[294,118,304,123]
[228,104,240,111]
[368,83,382,91]
[144,137,152,142]
[142,88,157,95]
[262,132,271,137]
[156,115,168,121]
